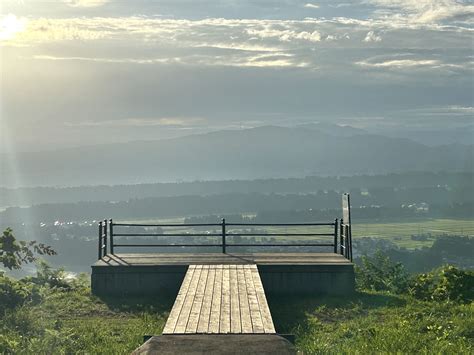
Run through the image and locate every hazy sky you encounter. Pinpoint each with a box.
[1,0,473,150]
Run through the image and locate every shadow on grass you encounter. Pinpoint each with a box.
[97,293,176,315]
[267,291,406,333]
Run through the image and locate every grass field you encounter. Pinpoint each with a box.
[2,287,472,354]
[0,289,172,354]
[353,218,474,249]
[118,217,473,250]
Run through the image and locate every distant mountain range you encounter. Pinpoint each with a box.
[1,124,472,187]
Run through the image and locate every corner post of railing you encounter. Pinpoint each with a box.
[345,225,350,260]
[348,224,353,262]
[109,219,114,255]
[98,221,103,260]
[333,218,338,253]
[339,218,344,255]
[222,218,226,254]
[103,219,108,257]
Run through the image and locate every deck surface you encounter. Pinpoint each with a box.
[162,265,275,334]
[94,252,351,266]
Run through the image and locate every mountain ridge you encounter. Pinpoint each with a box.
[1,125,472,187]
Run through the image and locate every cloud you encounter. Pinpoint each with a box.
[357,59,440,68]
[33,55,180,64]
[63,0,109,8]
[65,117,206,127]
[356,54,471,71]
[304,3,320,9]
[3,14,469,74]
[363,31,382,42]
[366,0,474,24]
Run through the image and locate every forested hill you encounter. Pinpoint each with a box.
[1,172,472,207]
[1,126,472,187]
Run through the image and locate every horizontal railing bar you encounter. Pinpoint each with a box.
[226,223,335,226]
[114,244,222,247]
[112,233,334,237]
[113,243,335,247]
[226,233,334,237]
[112,222,335,227]
[113,233,222,237]
[112,223,220,227]
[228,243,335,247]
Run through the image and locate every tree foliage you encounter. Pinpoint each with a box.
[410,265,474,303]
[355,251,409,293]
[0,228,56,270]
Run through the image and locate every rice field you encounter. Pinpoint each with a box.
[116,218,474,250]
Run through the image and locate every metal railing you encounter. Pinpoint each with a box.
[97,218,353,261]
[339,219,353,261]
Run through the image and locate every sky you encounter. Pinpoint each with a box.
[0,0,473,151]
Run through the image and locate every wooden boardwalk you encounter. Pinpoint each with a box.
[96,252,351,266]
[162,264,275,334]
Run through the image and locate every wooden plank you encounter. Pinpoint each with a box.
[163,264,275,335]
[174,265,202,333]
[95,252,352,267]
[185,265,209,333]
[219,265,231,333]
[251,266,276,333]
[162,265,196,334]
[230,265,242,333]
[244,265,264,333]
[237,265,253,333]
[197,266,216,333]
[208,265,223,333]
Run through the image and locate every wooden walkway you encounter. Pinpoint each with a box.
[163,264,275,334]
[96,252,351,266]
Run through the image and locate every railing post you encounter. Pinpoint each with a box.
[347,224,352,261]
[98,221,103,259]
[222,218,226,254]
[333,218,338,253]
[339,218,344,255]
[109,218,114,254]
[345,226,349,259]
[103,219,107,257]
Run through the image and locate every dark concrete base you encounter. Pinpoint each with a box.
[91,253,354,296]
[92,265,186,296]
[132,334,296,355]
[259,264,355,295]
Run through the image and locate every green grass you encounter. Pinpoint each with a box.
[2,287,472,354]
[269,292,474,354]
[0,289,174,354]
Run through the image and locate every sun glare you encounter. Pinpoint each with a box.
[0,14,27,41]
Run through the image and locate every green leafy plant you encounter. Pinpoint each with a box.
[410,265,474,303]
[355,251,409,293]
[0,228,56,270]
[0,273,41,313]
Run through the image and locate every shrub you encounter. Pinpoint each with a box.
[355,251,409,293]
[410,265,474,303]
[0,228,56,270]
[0,273,41,314]
[30,260,71,290]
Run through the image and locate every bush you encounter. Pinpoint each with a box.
[410,265,474,303]
[355,251,409,293]
[0,261,88,314]
[0,273,42,314]
[29,260,71,290]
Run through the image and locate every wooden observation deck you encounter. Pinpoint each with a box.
[92,194,354,354]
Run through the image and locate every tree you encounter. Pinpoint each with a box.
[0,228,56,270]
